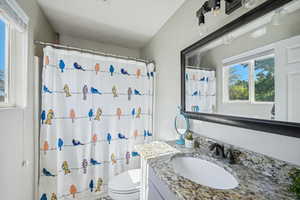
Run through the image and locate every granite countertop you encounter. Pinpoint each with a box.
[135,141,180,159]
[143,141,297,200]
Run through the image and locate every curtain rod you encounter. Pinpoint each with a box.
[186,66,216,71]
[34,41,154,65]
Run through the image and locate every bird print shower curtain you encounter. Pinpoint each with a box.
[185,68,216,113]
[39,46,154,200]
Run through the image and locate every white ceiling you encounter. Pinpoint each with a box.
[37,0,185,49]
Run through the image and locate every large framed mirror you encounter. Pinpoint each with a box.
[181,0,300,138]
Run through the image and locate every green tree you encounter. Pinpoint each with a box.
[228,64,249,100]
[254,57,274,102]
[229,80,249,100]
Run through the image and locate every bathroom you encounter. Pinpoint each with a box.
[0,0,300,199]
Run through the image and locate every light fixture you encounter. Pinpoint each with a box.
[196,1,211,25]
[197,0,254,25]
[210,0,221,16]
[241,0,256,9]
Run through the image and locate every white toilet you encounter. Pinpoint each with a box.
[108,169,141,200]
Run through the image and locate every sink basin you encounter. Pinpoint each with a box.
[172,156,238,190]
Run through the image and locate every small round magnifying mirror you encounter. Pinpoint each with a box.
[174,108,189,145]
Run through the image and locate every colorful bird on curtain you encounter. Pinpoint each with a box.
[63,84,72,97]
[95,178,103,192]
[94,108,102,121]
[112,85,118,97]
[126,152,130,164]
[88,109,93,120]
[69,184,77,198]
[82,85,88,100]
[43,168,55,177]
[109,65,115,76]
[147,130,153,136]
[150,71,154,77]
[131,108,135,118]
[136,69,141,78]
[193,74,196,80]
[41,110,46,124]
[44,56,49,65]
[45,109,54,125]
[58,138,64,151]
[134,130,138,139]
[121,68,129,75]
[107,133,112,144]
[111,153,117,164]
[43,85,52,94]
[82,159,88,174]
[91,87,102,95]
[192,91,198,96]
[90,158,101,165]
[72,139,83,146]
[73,62,85,71]
[89,180,94,192]
[69,109,76,123]
[51,193,57,200]
[62,161,71,175]
[59,60,65,72]
[92,134,97,143]
[132,152,140,157]
[134,89,142,95]
[128,87,132,101]
[95,63,100,74]
[40,194,47,200]
[43,141,49,155]
[136,107,141,118]
[118,133,127,139]
[116,108,122,120]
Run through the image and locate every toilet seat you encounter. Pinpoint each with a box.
[109,187,140,194]
[108,169,141,200]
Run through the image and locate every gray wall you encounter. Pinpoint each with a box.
[141,0,300,165]
[0,0,56,200]
[60,34,141,58]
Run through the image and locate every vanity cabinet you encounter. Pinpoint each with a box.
[148,167,178,200]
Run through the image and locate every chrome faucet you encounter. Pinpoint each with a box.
[209,143,226,158]
[209,143,236,164]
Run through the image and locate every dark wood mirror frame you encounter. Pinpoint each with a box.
[181,0,300,138]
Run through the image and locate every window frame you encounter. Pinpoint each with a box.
[223,54,275,104]
[0,14,12,107]
[0,5,29,109]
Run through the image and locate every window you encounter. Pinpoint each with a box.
[0,1,29,107]
[0,18,8,103]
[224,55,275,103]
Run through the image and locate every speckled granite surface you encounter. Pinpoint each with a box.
[141,136,300,200]
[135,141,180,159]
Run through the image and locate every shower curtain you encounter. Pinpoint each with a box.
[39,46,154,200]
[185,68,216,113]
